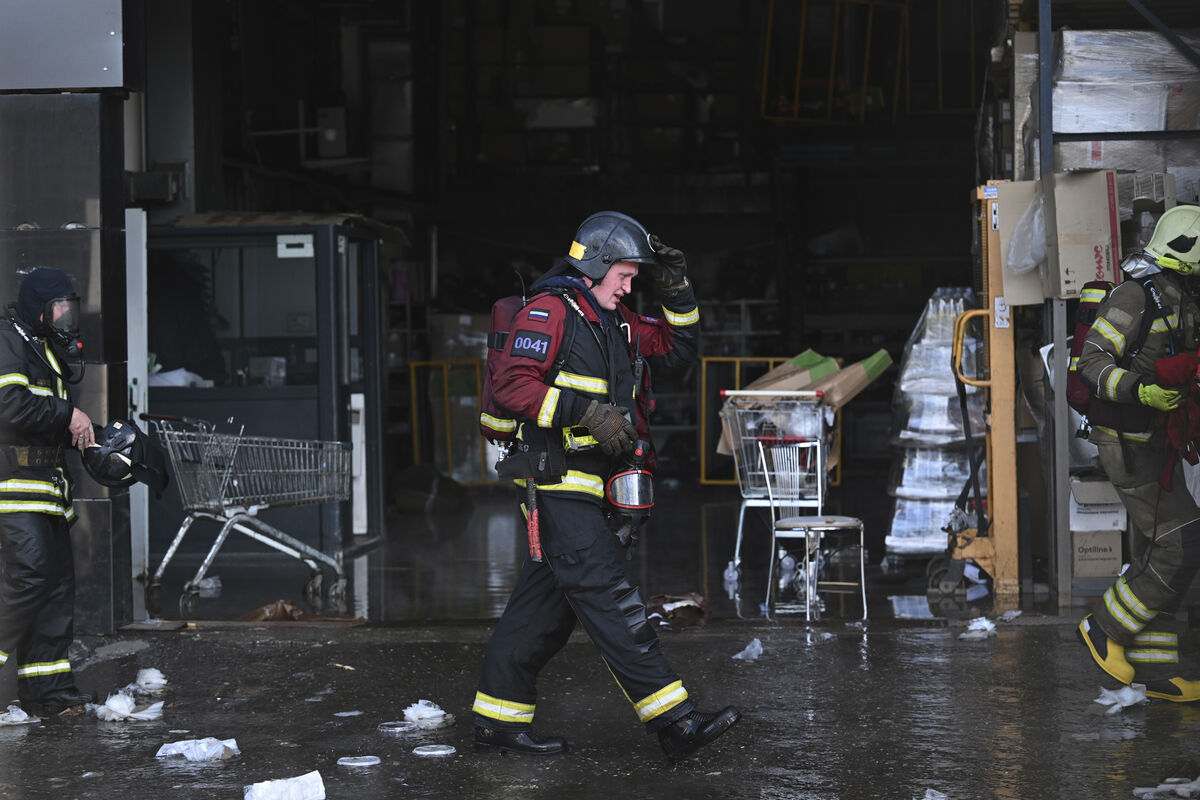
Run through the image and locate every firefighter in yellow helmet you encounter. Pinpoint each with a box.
[1075,205,1200,702]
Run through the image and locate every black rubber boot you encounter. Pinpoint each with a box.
[657,706,741,763]
[27,688,94,717]
[474,726,569,756]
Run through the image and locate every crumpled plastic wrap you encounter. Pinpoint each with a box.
[732,638,763,661]
[403,699,455,730]
[155,737,240,761]
[0,705,39,726]
[1094,684,1148,715]
[243,770,326,800]
[90,692,163,722]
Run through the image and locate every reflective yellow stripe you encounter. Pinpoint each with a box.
[480,412,517,433]
[634,680,689,722]
[536,470,605,498]
[563,428,599,450]
[1092,318,1126,355]
[473,691,535,723]
[1126,648,1179,664]
[663,305,699,326]
[26,386,53,397]
[0,501,71,514]
[44,344,65,399]
[1102,367,1129,399]
[1115,576,1154,622]
[0,373,30,388]
[1150,313,1179,333]
[1068,356,1079,371]
[1090,424,1153,441]
[17,659,71,678]
[537,387,560,428]
[1081,287,1109,302]
[0,479,66,496]
[0,649,7,664]
[1133,632,1177,645]
[554,370,608,395]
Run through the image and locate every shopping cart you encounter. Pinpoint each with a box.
[141,414,352,618]
[720,389,832,590]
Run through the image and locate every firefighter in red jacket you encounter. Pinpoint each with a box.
[472,211,740,762]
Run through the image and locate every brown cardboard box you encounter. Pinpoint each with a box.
[1050,170,1122,299]
[807,349,893,411]
[742,350,839,392]
[1073,530,1123,579]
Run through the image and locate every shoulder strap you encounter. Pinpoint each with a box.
[1127,278,1176,362]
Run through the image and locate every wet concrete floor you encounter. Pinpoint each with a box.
[2,480,1200,798]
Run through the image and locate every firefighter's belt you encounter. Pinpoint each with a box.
[0,445,64,469]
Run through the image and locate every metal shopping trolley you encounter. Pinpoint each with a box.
[722,390,832,575]
[141,414,352,618]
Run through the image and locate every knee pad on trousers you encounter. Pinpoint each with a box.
[1166,518,1200,596]
[610,578,657,650]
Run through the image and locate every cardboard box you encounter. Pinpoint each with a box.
[1051,170,1122,299]
[1069,477,1128,532]
[742,349,839,392]
[1073,529,1123,578]
[996,180,1045,306]
[807,349,893,411]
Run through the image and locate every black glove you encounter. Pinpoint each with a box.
[648,234,690,295]
[578,399,637,456]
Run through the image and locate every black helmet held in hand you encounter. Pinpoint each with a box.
[82,419,170,496]
[565,211,658,280]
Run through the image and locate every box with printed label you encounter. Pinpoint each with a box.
[1073,529,1123,578]
[1069,477,1127,532]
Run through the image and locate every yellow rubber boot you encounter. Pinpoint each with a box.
[1144,677,1200,703]
[1077,614,1135,685]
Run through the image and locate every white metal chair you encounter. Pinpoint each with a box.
[758,439,867,620]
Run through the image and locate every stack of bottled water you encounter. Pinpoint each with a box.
[885,287,987,558]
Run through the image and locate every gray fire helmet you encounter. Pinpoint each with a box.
[565,211,658,280]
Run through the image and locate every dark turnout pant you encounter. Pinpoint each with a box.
[474,492,693,733]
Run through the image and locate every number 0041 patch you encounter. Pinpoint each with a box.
[510,329,553,361]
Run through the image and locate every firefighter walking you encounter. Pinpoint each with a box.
[1075,205,1200,702]
[472,211,740,761]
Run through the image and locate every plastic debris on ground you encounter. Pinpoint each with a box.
[378,721,418,735]
[336,755,380,767]
[732,638,763,661]
[1133,778,1200,798]
[998,609,1022,622]
[958,617,997,640]
[403,699,455,730]
[155,737,240,761]
[0,705,39,726]
[122,667,168,696]
[646,592,709,630]
[196,575,222,598]
[412,744,456,757]
[917,790,948,800]
[90,692,164,721]
[333,710,362,717]
[243,770,326,800]
[1094,684,1148,714]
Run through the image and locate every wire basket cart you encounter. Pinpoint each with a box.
[720,390,832,578]
[141,414,352,618]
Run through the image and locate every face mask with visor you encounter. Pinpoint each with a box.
[42,293,83,355]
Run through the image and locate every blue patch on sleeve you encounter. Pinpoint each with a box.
[510,330,553,362]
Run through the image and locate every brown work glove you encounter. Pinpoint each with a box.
[578,399,637,456]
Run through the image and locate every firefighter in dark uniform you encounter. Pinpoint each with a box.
[472,211,740,761]
[0,267,97,716]
[1075,205,1200,702]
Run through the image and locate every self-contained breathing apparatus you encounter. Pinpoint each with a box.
[5,267,86,386]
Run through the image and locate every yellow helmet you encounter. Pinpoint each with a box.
[1145,204,1200,275]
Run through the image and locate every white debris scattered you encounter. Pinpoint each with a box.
[958,617,997,640]
[403,699,456,730]
[243,770,326,800]
[999,609,1023,622]
[661,599,702,613]
[1133,777,1200,798]
[1093,684,1148,715]
[128,668,169,695]
[333,710,362,717]
[916,790,948,800]
[337,755,381,767]
[156,737,240,761]
[732,638,763,661]
[90,692,164,722]
[0,705,39,726]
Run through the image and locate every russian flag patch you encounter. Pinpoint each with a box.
[528,308,550,322]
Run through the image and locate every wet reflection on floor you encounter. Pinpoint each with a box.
[137,479,1011,626]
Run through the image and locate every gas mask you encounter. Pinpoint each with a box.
[42,293,83,357]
